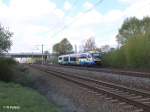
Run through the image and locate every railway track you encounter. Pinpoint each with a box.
[46,64,150,78]
[31,64,150,112]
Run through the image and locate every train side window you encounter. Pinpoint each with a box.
[64,57,69,61]
[88,55,91,58]
[59,57,62,60]
[80,54,87,59]
[70,57,76,61]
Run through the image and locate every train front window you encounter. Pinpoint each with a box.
[92,53,101,59]
[59,57,62,60]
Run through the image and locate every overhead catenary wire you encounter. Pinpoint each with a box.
[50,0,79,31]
[51,0,104,38]
[64,0,79,17]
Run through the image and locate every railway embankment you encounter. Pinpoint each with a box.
[0,58,59,112]
[25,65,77,112]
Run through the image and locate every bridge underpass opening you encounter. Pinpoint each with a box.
[5,53,50,64]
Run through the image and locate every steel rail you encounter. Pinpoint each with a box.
[32,65,150,112]
[45,64,150,78]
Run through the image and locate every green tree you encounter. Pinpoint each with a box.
[116,17,150,46]
[117,17,141,45]
[0,24,13,54]
[141,17,150,36]
[53,38,73,55]
[53,43,60,54]
[103,17,150,68]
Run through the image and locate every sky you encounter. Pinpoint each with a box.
[0,0,150,53]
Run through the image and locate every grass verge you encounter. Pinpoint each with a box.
[0,81,58,112]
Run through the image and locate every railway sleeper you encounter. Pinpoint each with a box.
[128,96,143,99]
[135,98,150,102]
[48,66,150,98]
[109,99,118,103]
[117,92,130,96]
[115,93,131,97]
[32,65,150,112]
[133,109,144,112]
[119,103,142,112]
[105,97,113,100]
[122,105,137,111]
[142,101,150,104]
[122,94,137,98]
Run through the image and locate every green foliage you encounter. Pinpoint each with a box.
[103,34,150,68]
[0,82,58,112]
[53,38,73,55]
[103,17,150,69]
[12,64,34,87]
[116,16,150,45]
[0,24,13,54]
[0,58,17,82]
[103,48,126,68]
[124,35,150,68]
[0,24,14,81]
[53,43,60,54]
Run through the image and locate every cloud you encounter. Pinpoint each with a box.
[0,0,65,52]
[72,10,103,27]
[83,1,94,9]
[124,0,150,19]
[64,1,72,11]
[0,0,150,53]
[59,0,150,49]
[118,0,142,5]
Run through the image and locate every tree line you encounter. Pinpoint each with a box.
[52,37,100,55]
[1,16,150,69]
[103,17,150,69]
[0,25,12,54]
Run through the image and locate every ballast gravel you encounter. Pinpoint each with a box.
[27,65,142,112]
[50,66,150,91]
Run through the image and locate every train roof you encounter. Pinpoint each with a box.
[59,53,79,57]
[58,52,91,57]
[88,50,101,53]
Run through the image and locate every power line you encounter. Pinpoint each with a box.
[50,0,79,31]
[64,0,79,17]
[84,0,104,13]
[51,0,104,38]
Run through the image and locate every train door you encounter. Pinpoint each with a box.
[70,57,76,65]
[63,56,69,64]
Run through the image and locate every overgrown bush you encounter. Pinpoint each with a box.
[103,34,150,69]
[103,48,126,68]
[0,58,17,82]
[12,64,35,87]
[0,57,35,85]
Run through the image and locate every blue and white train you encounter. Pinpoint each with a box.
[58,51,101,66]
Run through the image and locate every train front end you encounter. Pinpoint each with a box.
[89,51,102,65]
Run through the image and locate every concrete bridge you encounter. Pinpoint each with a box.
[3,53,51,58]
